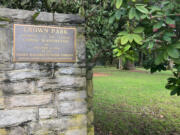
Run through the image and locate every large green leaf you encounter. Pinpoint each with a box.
[116,50,122,56]
[172,42,180,49]
[47,0,57,7]
[150,6,161,13]
[79,6,85,16]
[133,27,144,34]
[113,49,119,53]
[118,31,128,36]
[135,4,146,6]
[109,15,115,24]
[163,32,175,43]
[132,34,143,45]
[116,0,123,9]
[135,5,149,14]
[173,58,180,64]
[21,0,30,6]
[153,22,163,29]
[121,35,129,45]
[148,42,154,49]
[140,14,147,19]
[163,35,171,43]
[113,49,122,57]
[162,1,170,6]
[167,47,180,58]
[134,12,140,20]
[166,17,175,25]
[129,8,136,20]
[115,37,121,45]
[128,34,134,43]
[170,88,178,96]
[124,44,131,52]
[163,51,168,60]
[155,52,164,65]
[115,10,121,20]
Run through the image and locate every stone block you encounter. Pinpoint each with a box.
[9,127,26,135]
[29,119,64,133]
[33,119,63,131]
[56,76,86,88]
[0,8,35,20]
[36,78,59,91]
[0,109,36,128]
[55,68,81,75]
[55,63,74,67]
[13,63,52,70]
[0,28,8,52]
[6,94,52,108]
[0,90,3,96]
[0,74,3,84]
[4,69,41,81]
[81,68,86,76]
[29,114,87,132]
[0,128,8,135]
[0,63,13,71]
[33,130,55,135]
[37,76,86,91]
[0,28,10,66]
[66,114,87,128]
[0,21,9,27]
[35,12,53,22]
[0,97,5,109]
[13,63,31,70]
[54,13,84,24]
[58,100,87,115]
[39,108,57,119]
[64,127,87,135]
[59,132,65,135]
[55,63,86,68]
[57,91,86,101]
[2,81,35,94]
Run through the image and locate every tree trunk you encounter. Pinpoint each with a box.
[124,60,136,70]
[167,59,174,70]
[118,58,123,70]
[139,52,143,67]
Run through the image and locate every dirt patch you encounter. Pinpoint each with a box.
[93,73,110,77]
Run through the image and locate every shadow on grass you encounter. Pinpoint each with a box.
[94,102,180,135]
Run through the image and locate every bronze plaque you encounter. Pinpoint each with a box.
[13,24,76,62]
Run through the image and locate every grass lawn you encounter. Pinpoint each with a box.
[93,67,180,135]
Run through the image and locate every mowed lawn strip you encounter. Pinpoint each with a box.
[93,67,180,135]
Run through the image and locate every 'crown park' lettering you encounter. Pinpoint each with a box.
[24,26,68,35]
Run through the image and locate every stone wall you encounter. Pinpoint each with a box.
[0,8,94,135]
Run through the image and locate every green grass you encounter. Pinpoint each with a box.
[93,66,180,135]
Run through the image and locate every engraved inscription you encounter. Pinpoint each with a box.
[13,24,76,62]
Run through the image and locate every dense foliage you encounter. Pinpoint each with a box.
[112,0,180,95]
[0,0,180,95]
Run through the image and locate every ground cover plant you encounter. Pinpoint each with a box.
[93,67,180,135]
